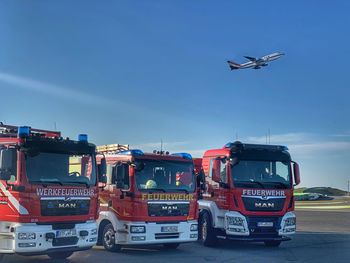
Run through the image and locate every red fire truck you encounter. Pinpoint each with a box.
[196,141,300,247]
[0,124,105,260]
[96,144,199,252]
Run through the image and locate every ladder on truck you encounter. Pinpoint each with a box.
[0,122,61,138]
[96,144,129,154]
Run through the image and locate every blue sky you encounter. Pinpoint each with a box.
[0,1,349,190]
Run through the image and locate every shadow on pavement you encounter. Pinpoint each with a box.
[2,232,350,263]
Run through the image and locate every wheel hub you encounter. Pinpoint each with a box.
[104,229,115,248]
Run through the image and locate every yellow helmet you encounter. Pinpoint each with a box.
[145,180,157,189]
[176,180,182,187]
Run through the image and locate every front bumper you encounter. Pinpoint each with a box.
[0,221,97,255]
[115,220,198,245]
[223,211,296,241]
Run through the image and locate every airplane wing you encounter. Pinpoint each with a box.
[244,56,256,61]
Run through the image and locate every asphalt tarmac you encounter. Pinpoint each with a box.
[2,209,350,263]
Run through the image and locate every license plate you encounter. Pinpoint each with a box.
[161,226,178,233]
[257,222,274,227]
[56,229,77,238]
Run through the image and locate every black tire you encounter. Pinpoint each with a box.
[97,220,109,246]
[0,254,4,262]
[102,223,122,252]
[163,243,180,249]
[264,240,282,247]
[199,211,217,247]
[48,251,74,259]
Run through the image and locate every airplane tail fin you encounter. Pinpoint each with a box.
[227,60,241,70]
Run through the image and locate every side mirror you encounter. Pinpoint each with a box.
[211,158,224,183]
[99,174,107,184]
[0,149,15,181]
[292,162,301,186]
[0,170,12,181]
[115,164,128,189]
[98,158,107,179]
[134,162,145,172]
[198,170,205,191]
[0,149,14,170]
[196,170,206,190]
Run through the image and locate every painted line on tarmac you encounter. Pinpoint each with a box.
[296,201,346,205]
[296,205,350,209]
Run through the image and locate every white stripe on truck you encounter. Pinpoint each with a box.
[0,181,29,215]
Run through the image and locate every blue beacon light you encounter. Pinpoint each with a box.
[18,126,31,138]
[119,149,144,156]
[78,134,88,142]
[171,153,193,160]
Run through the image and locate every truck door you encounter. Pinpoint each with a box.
[113,163,133,218]
[207,157,230,210]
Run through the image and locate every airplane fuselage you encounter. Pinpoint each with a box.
[261,52,284,62]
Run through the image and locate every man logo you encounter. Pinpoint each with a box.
[255,202,275,208]
[58,203,77,209]
[161,205,178,214]
[161,205,178,210]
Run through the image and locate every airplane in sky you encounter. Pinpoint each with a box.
[227,52,285,70]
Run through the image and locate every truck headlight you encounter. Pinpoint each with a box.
[91,229,98,235]
[130,226,146,233]
[190,224,198,231]
[284,217,296,226]
[227,217,244,226]
[18,233,36,240]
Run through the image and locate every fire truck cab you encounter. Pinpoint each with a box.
[197,141,300,247]
[96,144,199,252]
[0,124,104,260]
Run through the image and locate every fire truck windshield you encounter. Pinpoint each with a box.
[25,152,96,186]
[232,160,291,189]
[135,160,195,193]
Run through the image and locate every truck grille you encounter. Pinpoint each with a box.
[148,202,189,217]
[155,233,180,239]
[242,197,285,212]
[52,237,79,247]
[41,199,90,216]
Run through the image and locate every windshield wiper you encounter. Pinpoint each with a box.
[169,188,189,194]
[30,179,63,186]
[235,180,265,188]
[65,181,90,188]
[248,181,265,188]
[146,188,166,193]
[266,182,289,189]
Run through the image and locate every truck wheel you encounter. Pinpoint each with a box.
[103,223,121,252]
[163,243,180,249]
[48,251,73,259]
[0,254,4,262]
[264,240,282,247]
[199,212,217,247]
